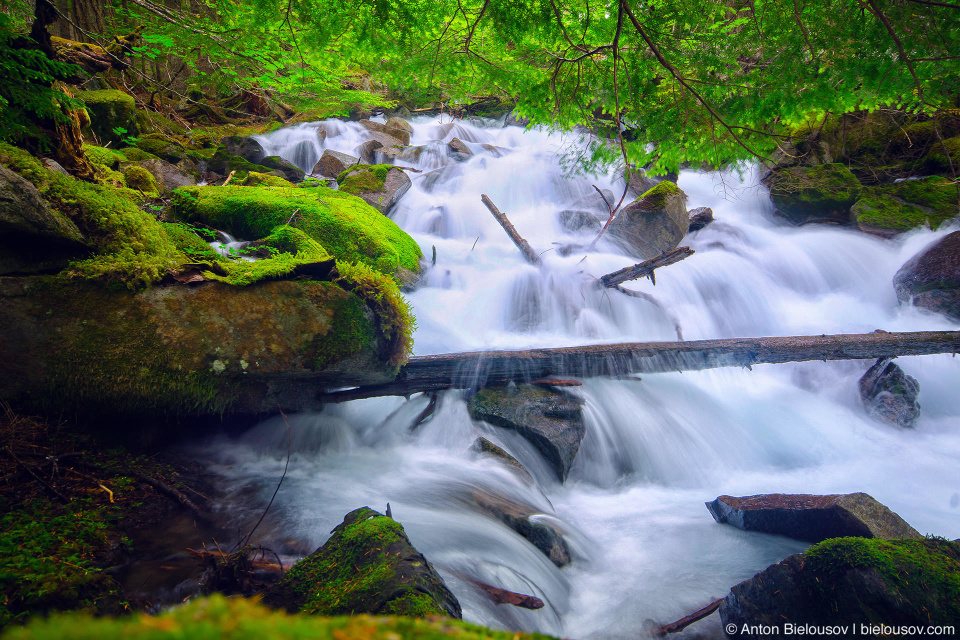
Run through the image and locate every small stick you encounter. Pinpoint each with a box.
[598,247,694,288]
[221,170,236,186]
[649,598,722,637]
[480,194,542,266]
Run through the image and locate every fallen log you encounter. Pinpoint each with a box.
[648,598,722,637]
[599,247,695,288]
[316,330,960,402]
[481,194,542,266]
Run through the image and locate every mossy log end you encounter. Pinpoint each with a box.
[318,330,960,402]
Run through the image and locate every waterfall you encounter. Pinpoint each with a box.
[197,116,960,639]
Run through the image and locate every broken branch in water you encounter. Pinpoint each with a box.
[598,247,695,288]
[648,598,722,637]
[480,194,543,266]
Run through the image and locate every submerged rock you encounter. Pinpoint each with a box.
[767,163,863,224]
[472,437,531,480]
[894,230,960,322]
[447,137,472,160]
[468,384,585,481]
[261,507,461,618]
[688,206,714,232]
[706,492,921,543]
[336,164,412,214]
[720,538,960,637]
[557,209,601,234]
[608,181,690,259]
[858,358,921,428]
[469,489,571,567]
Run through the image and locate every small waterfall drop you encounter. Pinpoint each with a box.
[197,116,960,639]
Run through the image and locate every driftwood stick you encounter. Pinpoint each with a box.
[599,247,695,288]
[481,194,542,266]
[129,469,203,518]
[650,598,722,637]
[316,330,960,402]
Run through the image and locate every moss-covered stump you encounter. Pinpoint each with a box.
[336,164,412,214]
[719,538,960,637]
[261,507,461,618]
[3,594,563,640]
[172,185,421,277]
[607,181,689,260]
[894,230,960,322]
[852,176,959,235]
[768,163,863,224]
[78,90,138,147]
[0,277,396,418]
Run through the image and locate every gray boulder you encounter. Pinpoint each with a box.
[608,181,690,259]
[469,489,571,567]
[358,119,386,134]
[337,165,412,214]
[138,158,196,192]
[447,137,472,160]
[312,150,358,177]
[688,206,715,232]
[356,139,383,164]
[385,117,413,135]
[706,492,921,543]
[558,209,601,234]
[257,156,305,183]
[893,230,960,322]
[859,358,921,428]
[468,384,585,482]
[217,135,265,164]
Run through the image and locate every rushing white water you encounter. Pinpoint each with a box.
[198,116,960,638]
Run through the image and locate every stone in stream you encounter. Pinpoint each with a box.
[894,230,960,323]
[688,206,715,232]
[447,137,472,160]
[468,384,585,482]
[471,436,532,481]
[607,181,690,259]
[261,507,462,617]
[766,163,863,224]
[557,209,601,234]
[312,149,358,177]
[858,357,921,428]
[468,488,571,567]
[706,492,922,543]
[336,164,412,214]
[719,538,960,637]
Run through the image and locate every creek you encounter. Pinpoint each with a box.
[192,116,960,638]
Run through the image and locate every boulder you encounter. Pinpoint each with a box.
[688,206,714,232]
[447,137,472,160]
[359,119,386,134]
[217,135,266,164]
[894,230,960,322]
[924,134,960,173]
[852,177,957,236]
[0,165,88,275]
[134,135,187,165]
[558,209,601,234]
[336,165,412,214]
[312,150,358,177]
[122,165,160,197]
[607,181,690,259]
[468,384,585,482]
[257,155,305,183]
[385,117,414,135]
[470,489,571,567]
[261,507,461,618]
[705,492,921,543]
[137,158,197,192]
[367,130,407,151]
[79,89,137,146]
[385,126,411,145]
[504,110,530,127]
[356,139,383,164]
[767,163,863,224]
[858,358,921,428]
[720,538,960,637]
[625,167,677,197]
[472,436,531,479]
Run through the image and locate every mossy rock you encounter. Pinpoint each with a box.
[117,146,160,163]
[720,538,960,633]
[853,177,959,234]
[769,163,863,223]
[607,180,689,259]
[4,594,561,640]
[924,135,960,174]
[261,507,461,618]
[337,164,412,214]
[122,165,160,197]
[135,109,188,137]
[172,185,422,278]
[82,145,125,171]
[160,222,221,262]
[0,277,396,418]
[134,136,186,164]
[79,89,138,147]
[243,171,292,187]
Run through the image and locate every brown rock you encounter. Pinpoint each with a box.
[312,150,358,177]
[894,230,960,322]
[608,181,690,259]
[688,206,714,232]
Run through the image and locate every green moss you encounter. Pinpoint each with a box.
[160,222,222,262]
[244,171,292,187]
[116,147,160,162]
[0,142,182,288]
[310,289,375,370]
[770,163,863,221]
[259,225,330,259]
[134,109,188,137]
[78,90,137,146]
[3,594,561,640]
[925,135,960,173]
[636,180,682,210]
[171,185,421,277]
[82,145,124,170]
[122,166,159,197]
[802,537,960,622]
[134,137,185,164]
[336,164,391,195]
[854,176,960,232]
[851,194,930,232]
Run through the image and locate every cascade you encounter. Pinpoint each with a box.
[196,116,960,638]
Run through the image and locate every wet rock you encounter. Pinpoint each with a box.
[447,137,472,160]
[257,155,305,183]
[315,124,327,144]
[261,507,461,617]
[385,117,414,135]
[217,136,266,164]
[312,149,358,177]
[767,163,863,224]
[356,139,383,164]
[720,538,960,637]
[337,165,412,214]
[558,209,601,234]
[706,492,921,543]
[79,89,138,146]
[365,131,407,153]
[688,206,714,232]
[138,158,197,192]
[472,437,531,479]
[608,181,690,259]
[504,110,530,127]
[468,384,585,482]
[359,119,386,134]
[858,358,921,428]
[893,230,960,322]
[480,144,509,158]
[469,490,571,567]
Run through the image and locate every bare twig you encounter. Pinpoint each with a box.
[598,247,695,288]
[240,408,292,548]
[480,194,543,265]
[649,598,723,637]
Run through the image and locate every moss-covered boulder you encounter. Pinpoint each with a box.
[243,171,291,187]
[257,155,305,183]
[79,89,138,146]
[261,507,461,618]
[468,384,585,482]
[720,538,960,636]
[137,158,197,192]
[0,277,397,418]
[607,181,689,259]
[173,184,421,278]
[768,163,863,224]
[852,176,959,235]
[924,135,960,173]
[122,165,160,197]
[134,135,186,165]
[5,594,559,640]
[894,230,960,322]
[336,164,412,214]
